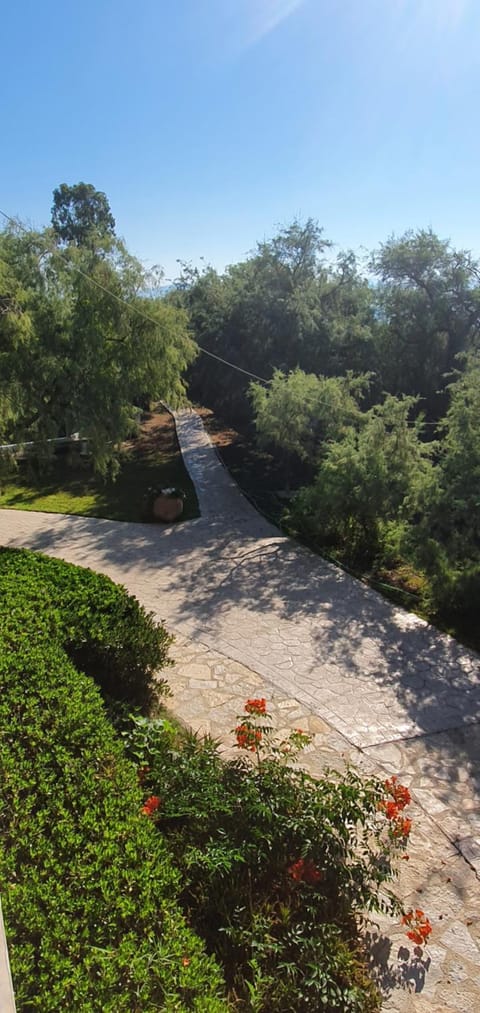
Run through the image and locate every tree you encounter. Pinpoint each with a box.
[0,223,196,475]
[372,229,480,413]
[250,368,369,467]
[51,182,116,247]
[394,352,480,620]
[439,354,480,555]
[183,220,377,427]
[290,395,434,560]
[405,354,480,602]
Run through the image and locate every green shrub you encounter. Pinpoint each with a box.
[0,549,226,1010]
[0,547,172,704]
[122,703,409,1012]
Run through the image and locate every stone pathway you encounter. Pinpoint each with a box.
[1,407,479,1010]
[167,636,480,1012]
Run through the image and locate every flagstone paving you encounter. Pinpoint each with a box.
[1,407,479,1010]
[166,636,480,1012]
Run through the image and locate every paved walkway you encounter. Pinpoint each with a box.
[1,408,480,1010]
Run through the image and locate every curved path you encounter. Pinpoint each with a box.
[1,408,480,1010]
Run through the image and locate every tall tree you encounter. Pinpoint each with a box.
[290,395,434,559]
[250,368,369,466]
[51,182,116,247]
[372,229,480,413]
[0,224,196,474]
[409,354,480,566]
[183,220,376,426]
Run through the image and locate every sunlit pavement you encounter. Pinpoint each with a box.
[1,407,479,1010]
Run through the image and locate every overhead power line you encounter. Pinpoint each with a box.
[0,205,269,382]
[0,207,441,423]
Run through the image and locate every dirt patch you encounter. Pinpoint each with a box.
[123,407,179,460]
[195,406,240,451]
[196,405,305,497]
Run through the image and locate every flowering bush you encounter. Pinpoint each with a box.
[288,857,323,885]
[379,774,413,842]
[234,699,312,760]
[244,697,267,715]
[235,722,263,751]
[123,698,418,1012]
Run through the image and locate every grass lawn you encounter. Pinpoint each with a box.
[0,408,199,522]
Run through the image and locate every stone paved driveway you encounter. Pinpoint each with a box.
[1,408,479,1010]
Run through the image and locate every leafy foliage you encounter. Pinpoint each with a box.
[181,218,480,625]
[371,229,480,412]
[404,353,480,618]
[176,220,376,426]
[0,196,196,476]
[0,549,225,1011]
[121,702,410,1012]
[0,547,172,705]
[250,368,369,467]
[287,394,434,561]
[51,181,116,247]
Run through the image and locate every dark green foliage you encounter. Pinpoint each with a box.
[371,229,480,413]
[398,354,480,620]
[181,221,480,432]
[178,221,376,428]
[51,182,116,247]
[250,368,369,467]
[0,548,172,705]
[286,395,434,563]
[121,710,404,1012]
[0,550,226,1011]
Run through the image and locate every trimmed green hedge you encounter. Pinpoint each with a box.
[0,549,226,1011]
[0,547,172,704]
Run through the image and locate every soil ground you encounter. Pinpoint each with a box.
[196,405,298,525]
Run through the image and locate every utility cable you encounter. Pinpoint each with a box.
[0,209,443,423]
[0,208,270,384]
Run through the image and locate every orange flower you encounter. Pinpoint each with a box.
[401,909,432,945]
[392,816,412,838]
[384,776,411,810]
[288,858,322,885]
[380,800,401,821]
[245,698,267,715]
[235,723,262,751]
[182,957,190,967]
[141,795,161,816]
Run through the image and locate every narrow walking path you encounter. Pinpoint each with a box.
[1,407,479,1010]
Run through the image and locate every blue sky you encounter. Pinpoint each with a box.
[2,0,480,277]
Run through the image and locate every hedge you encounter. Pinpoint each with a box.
[0,549,226,1011]
[0,547,172,704]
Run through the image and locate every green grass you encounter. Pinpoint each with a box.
[0,418,199,523]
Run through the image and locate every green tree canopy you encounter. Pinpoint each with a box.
[291,395,434,558]
[250,368,370,465]
[181,219,377,426]
[51,182,116,247]
[372,229,480,410]
[0,222,196,475]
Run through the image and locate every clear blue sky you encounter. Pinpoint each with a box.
[2,0,480,277]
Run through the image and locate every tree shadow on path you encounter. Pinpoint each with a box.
[4,508,480,848]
